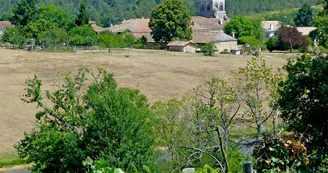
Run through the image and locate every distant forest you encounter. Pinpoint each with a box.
[0,0,318,27]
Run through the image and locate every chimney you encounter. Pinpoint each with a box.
[231,32,235,38]
[270,24,274,31]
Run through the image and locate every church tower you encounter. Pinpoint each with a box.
[198,0,227,20]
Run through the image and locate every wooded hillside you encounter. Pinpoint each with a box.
[0,0,318,27]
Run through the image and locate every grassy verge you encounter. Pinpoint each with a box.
[0,154,26,168]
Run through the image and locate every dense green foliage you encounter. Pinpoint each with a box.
[10,0,38,26]
[224,16,264,42]
[278,54,328,171]
[293,3,314,26]
[265,37,278,52]
[0,0,317,27]
[1,27,26,48]
[201,42,215,56]
[75,2,89,26]
[310,0,328,48]
[68,25,97,46]
[38,28,69,49]
[238,36,262,53]
[149,0,192,43]
[16,69,156,172]
[278,55,328,152]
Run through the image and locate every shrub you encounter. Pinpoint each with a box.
[16,68,156,172]
[202,42,216,56]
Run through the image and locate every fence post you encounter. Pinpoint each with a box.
[243,162,253,173]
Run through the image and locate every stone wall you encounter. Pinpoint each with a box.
[214,41,238,52]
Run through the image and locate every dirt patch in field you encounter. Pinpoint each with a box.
[0,48,289,154]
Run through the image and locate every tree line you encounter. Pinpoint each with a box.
[0,0,149,51]
[0,0,317,27]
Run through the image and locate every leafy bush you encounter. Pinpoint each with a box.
[16,68,156,172]
[202,42,216,56]
[252,135,310,172]
[69,25,97,46]
[265,37,278,52]
[2,27,26,48]
[196,164,221,173]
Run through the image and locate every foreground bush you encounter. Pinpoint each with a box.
[16,68,156,172]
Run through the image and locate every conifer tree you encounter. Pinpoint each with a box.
[294,3,314,27]
[75,2,90,26]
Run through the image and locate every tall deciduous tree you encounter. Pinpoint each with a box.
[75,2,90,26]
[149,0,192,43]
[224,16,263,41]
[294,3,314,27]
[235,56,283,136]
[10,0,39,26]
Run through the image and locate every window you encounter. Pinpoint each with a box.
[207,3,211,12]
[219,2,224,11]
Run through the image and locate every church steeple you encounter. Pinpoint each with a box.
[198,0,227,20]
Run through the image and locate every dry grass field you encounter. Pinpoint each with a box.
[0,48,291,155]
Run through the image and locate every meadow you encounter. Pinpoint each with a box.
[0,48,290,157]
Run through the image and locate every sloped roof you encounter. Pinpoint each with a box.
[167,41,195,47]
[191,16,226,31]
[131,32,155,43]
[109,19,151,33]
[214,32,237,42]
[0,21,13,30]
[296,27,317,36]
[192,31,236,43]
[262,21,280,32]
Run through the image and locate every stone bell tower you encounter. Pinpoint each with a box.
[198,0,227,20]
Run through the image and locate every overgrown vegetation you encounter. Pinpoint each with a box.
[149,0,192,43]
[16,68,156,172]
[0,0,317,27]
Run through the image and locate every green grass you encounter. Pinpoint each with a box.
[0,154,26,168]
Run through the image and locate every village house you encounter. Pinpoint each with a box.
[0,21,13,35]
[262,21,280,38]
[89,0,241,53]
[167,41,197,53]
[192,31,237,52]
[296,27,317,36]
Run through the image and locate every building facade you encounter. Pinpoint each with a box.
[198,0,228,20]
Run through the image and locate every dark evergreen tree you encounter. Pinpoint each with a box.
[265,37,278,52]
[75,2,89,26]
[10,0,39,26]
[294,3,314,26]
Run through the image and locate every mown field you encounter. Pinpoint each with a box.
[0,48,291,156]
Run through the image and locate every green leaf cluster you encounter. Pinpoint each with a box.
[224,16,264,43]
[293,3,314,27]
[16,68,156,172]
[149,0,192,43]
[201,42,216,56]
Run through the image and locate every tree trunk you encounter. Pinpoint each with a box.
[217,127,229,173]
